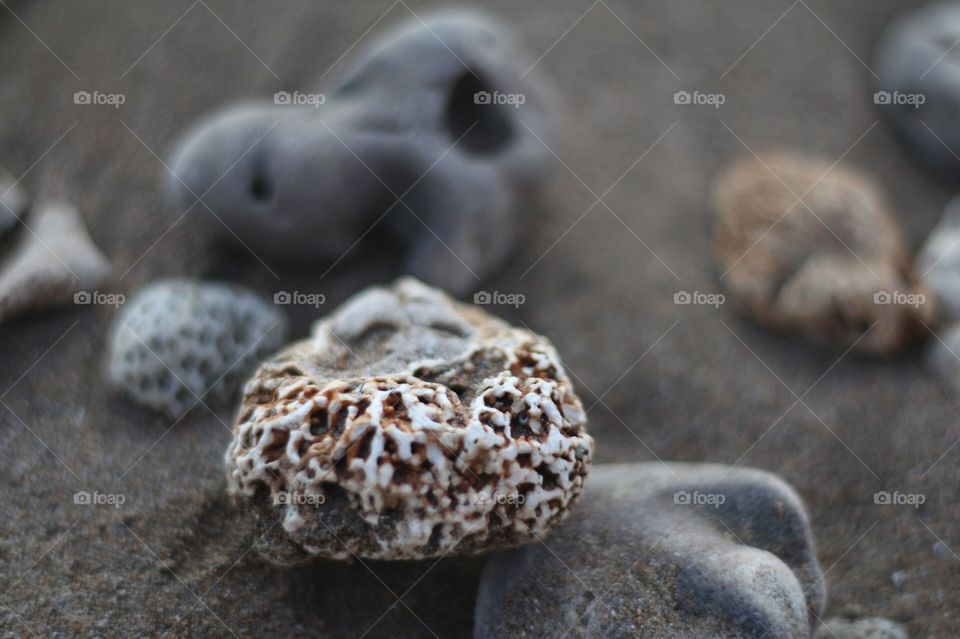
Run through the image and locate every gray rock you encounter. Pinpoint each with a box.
[166,10,555,294]
[0,164,27,239]
[918,195,960,319]
[475,462,825,639]
[106,279,288,418]
[813,617,908,639]
[874,3,960,183]
[0,200,111,322]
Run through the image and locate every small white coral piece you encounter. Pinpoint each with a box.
[106,279,288,418]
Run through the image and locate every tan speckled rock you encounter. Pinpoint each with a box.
[713,151,933,353]
[225,278,593,562]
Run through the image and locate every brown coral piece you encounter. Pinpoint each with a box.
[712,151,934,353]
[225,278,593,562]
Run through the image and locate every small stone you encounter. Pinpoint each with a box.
[932,539,951,558]
[712,151,933,353]
[891,570,908,589]
[106,279,288,419]
[475,462,825,639]
[166,10,554,294]
[814,617,908,639]
[0,200,111,322]
[225,277,593,562]
[0,164,28,240]
[874,4,960,183]
[918,195,960,319]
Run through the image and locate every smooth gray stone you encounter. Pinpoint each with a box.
[475,463,825,639]
[0,164,27,239]
[874,3,960,183]
[166,10,554,294]
[918,195,960,319]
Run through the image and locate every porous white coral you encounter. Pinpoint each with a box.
[106,279,288,418]
[225,278,593,562]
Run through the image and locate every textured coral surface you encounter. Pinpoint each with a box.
[226,278,593,561]
[107,279,287,418]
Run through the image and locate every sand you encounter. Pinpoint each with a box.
[0,1,955,636]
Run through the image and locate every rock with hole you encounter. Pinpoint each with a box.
[475,462,825,639]
[166,10,555,294]
[712,150,934,353]
[225,277,593,562]
[106,279,288,419]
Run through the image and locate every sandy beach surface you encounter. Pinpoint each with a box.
[0,1,956,636]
